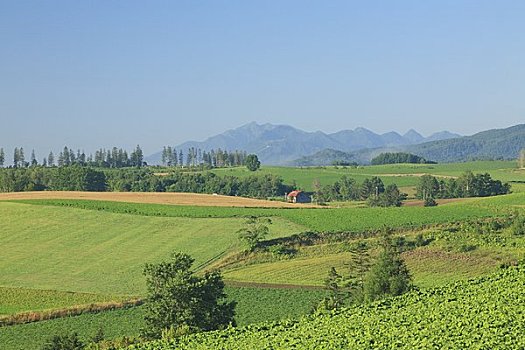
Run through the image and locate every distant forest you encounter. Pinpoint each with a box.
[0,146,247,169]
[371,152,435,165]
[0,167,291,199]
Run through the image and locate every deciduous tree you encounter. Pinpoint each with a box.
[245,154,260,171]
[142,252,235,339]
[237,216,271,251]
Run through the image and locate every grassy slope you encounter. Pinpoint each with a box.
[0,287,326,350]
[222,246,521,289]
[222,244,522,289]
[0,288,121,315]
[128,265,525,350]
[0,202,304,295]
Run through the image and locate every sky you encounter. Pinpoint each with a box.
[0,0,524,158]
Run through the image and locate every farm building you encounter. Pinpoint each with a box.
[287,190,311,203]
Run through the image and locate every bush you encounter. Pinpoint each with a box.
[41,332,84,350]
[511,215,525,236]
[424,197,438,207]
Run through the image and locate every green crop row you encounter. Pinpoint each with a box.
[127,264,525,349]
[8,197,511,233]
[0,287,325,350]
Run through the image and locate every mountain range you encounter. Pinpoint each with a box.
[294,124,525,165]
[147,122,460,165]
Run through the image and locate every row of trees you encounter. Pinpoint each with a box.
[416,172,511,199]
[1,145,253,170]
[313,176,406,207]
[161,146,248,168]
[0,167,107,192]
[371,152,435,165]
[0,167,290,198]
[1,146,145,168]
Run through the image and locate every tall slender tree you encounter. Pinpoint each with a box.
[161,146,168,166]
[0,148,4,167]
[13,147,20,167]
[179,150,184,167]
[30,149,38,167]
[48,151,55,167]
[519,149,525,169]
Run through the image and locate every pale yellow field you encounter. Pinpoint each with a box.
[0,191,319,208]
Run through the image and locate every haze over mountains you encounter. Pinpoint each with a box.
[147,122,460,165]
[295,124,525,166]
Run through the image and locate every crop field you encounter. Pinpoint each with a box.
[0,202,305,295]
[130,265,525,349]
[0,191,315,208]
[0,307,144,350]
[1,161,525,349]
[0,287,326,350]
[210,161,523,191]
[8,194,519,233]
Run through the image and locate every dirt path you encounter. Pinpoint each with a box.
[403,198,472,207]
[225,280,324,290]
[359,173,458,179]
[0,191,322,208]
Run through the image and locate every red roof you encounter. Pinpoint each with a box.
[287,190,302,197]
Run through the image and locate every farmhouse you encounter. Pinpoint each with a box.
[287,190,311,203]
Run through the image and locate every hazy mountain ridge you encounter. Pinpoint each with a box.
[292,124,525,165]
[147,122,460,165]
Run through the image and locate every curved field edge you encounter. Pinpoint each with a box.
[0,287,326,350]
[6,195,522,233]
[126,265,525,350]
[0,191,318,208]
[0,287,125,316]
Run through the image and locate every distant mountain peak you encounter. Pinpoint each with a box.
[145,122,463,165]
[403,129,425,143]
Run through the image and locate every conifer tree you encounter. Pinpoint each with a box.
[0,148,4,167]
[19,147,25,167]
[364,229,412,301]
[519,149,525,169]
[48,152,55,167]
[30,149,38,167]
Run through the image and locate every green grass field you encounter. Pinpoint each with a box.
[210,161,524,191]
[11,194,520,233]
[222,246,521,289]
[0,202,305,295]
[0,287,121,315]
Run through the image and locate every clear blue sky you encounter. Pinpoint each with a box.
[1,0,524,157]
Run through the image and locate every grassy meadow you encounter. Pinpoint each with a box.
[210,160,523,191]
[1,160,525,349]
[0,202,305,295]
